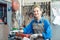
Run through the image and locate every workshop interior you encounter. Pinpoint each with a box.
[0,0,60,40]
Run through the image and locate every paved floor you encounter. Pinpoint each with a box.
[51,24,60,40]
[0,24,9,40]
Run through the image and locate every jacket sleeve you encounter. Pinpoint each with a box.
[23,21,33,34]
[42,19,52,39]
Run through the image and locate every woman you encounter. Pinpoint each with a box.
[20,3,52,40]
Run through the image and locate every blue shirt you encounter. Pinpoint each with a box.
[23,18,52,39]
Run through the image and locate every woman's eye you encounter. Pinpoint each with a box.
[37,10,38,12]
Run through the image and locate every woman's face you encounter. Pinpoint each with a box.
[33,7,42,18]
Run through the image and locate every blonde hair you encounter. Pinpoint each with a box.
[32,2,41,9]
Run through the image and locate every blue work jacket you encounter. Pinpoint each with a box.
[23,18,52,39]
